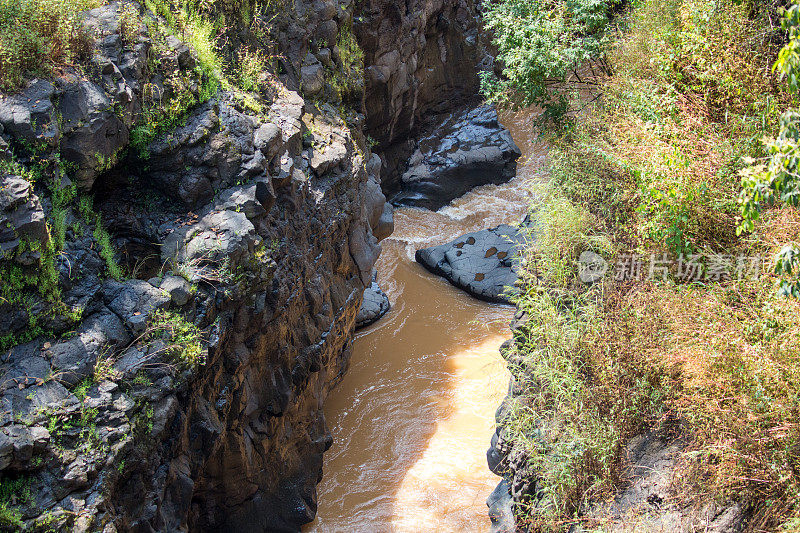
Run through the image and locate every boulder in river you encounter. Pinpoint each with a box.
[415,224,528,304]
[390,105,522,210]
[356,281,391,329]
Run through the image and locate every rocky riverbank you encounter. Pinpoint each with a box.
[485,308,748,533]
[389,105,521,210]
[0,1,390,528]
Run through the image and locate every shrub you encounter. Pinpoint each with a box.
[328,23,364,101]
[739,1,800,297]
[0,0,104,91]
[146,310,205,367]
[235,46,267,93]
[480,0,618,120]
[504,196,670,526]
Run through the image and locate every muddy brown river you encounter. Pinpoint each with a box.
[305,110,545,533]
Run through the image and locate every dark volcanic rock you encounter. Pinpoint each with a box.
[487,476,515,533]
[0,173,48,260]
[0,80,59,147]
[0,2,395,530]
[364,154,394,241]
[355,0,488,150]
[416,224,527,304]
[356,280,391,329]
[0,1,154,190]
[391,105,521,210]
[355,0,502,190]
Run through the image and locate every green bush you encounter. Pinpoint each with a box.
[740,0,800,297]
[0,0,104,91]
[328,23,364,101]
[146,310,205,367]
[0,476,29,530]
[480,0,618,120]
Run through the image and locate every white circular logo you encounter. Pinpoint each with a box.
[578,251,608,283]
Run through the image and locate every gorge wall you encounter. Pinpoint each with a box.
[354,0,492,191]
[0,0,488,531]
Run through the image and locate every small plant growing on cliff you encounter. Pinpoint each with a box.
[72,378,92,401]
[76,194,124,280]
[93,219,124,280]
[328,23,364,102]
[0,503,22,530]
[145,310,205,367]
[131,371,152,387]
[235,46,268,93]
[0,475,28,529]
[94,356,119,382]
[118,2,141,44]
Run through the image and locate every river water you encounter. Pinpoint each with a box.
[305,110,545,533]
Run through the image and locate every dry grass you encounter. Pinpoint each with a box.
[610,257,800,527]
[509,0,800,529]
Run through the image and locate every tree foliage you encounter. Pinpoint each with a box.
[739,0,800,297]
[480,0,619,121]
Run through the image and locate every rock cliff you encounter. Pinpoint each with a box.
[354,0,493,191]
[0,0,394,530]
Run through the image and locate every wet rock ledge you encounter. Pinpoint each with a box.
[389,105,522,210]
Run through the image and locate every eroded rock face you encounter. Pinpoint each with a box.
[355,0,487,149]
[356,278,391,329]
[354,0,508,196]
[0,0,518,528]
[101,98,382,530]
[390,105,521,209]
[0,2,393,531]
[415,224,527,304]
[0,2,153,190]
[0,173,47,261]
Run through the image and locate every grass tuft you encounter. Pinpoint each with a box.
[146,309,205,368]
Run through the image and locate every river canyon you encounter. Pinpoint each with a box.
[0,0,782,530]
[308,111,546,532]
[0,0,544,530]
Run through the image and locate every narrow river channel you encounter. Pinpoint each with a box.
[305,109,546,532]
